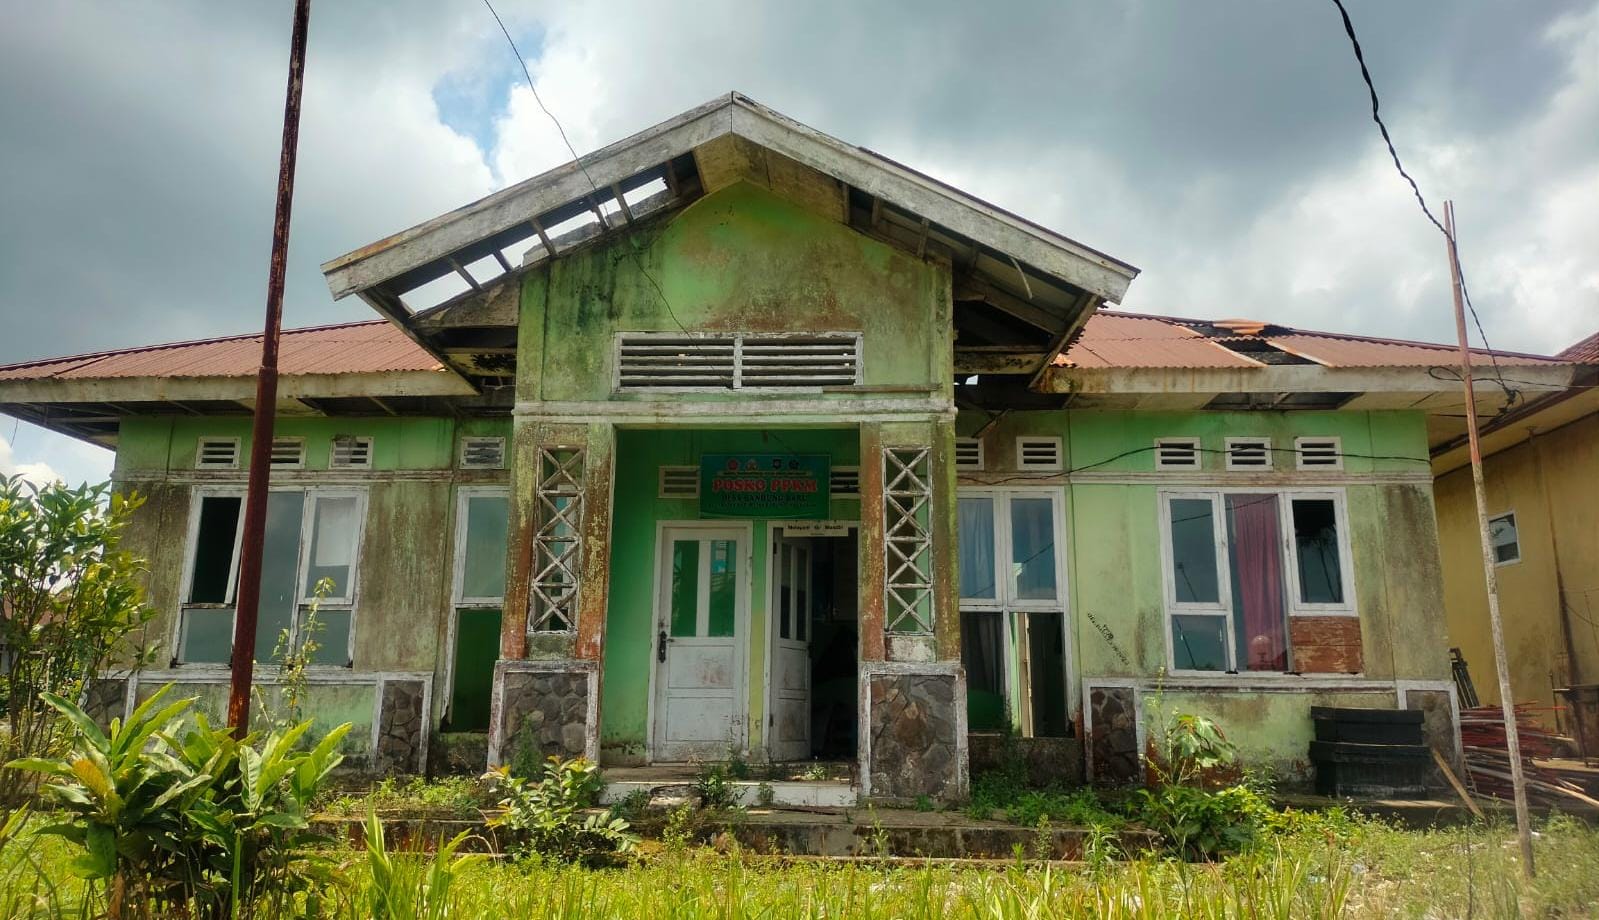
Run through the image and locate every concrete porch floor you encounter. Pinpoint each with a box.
[601,765,858,808]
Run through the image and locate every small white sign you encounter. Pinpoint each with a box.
[780,521,851,538]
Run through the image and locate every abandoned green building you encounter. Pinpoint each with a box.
[1,95,1581,801]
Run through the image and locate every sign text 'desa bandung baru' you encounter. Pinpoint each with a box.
[699,453,830,520]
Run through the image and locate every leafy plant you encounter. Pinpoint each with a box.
[0,477,158,806]
[485,757,636,864]
[693,763,740,810]
[253,576,335,734]
[10,683,350,917]
[341,807,484,919]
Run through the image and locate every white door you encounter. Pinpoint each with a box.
[651,525,748,762]
[769,536,813,762]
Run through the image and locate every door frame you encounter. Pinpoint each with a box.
[645,519,755,763]
[762,521,858,763]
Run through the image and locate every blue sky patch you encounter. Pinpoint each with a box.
[432,26,546,160]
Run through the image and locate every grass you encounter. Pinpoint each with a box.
[3,809,1597,917]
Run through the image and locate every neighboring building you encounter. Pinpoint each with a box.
[0,94,1578,797]
[1433,330,1599,725]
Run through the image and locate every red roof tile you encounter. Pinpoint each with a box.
[1557,330,1599,364]
[0,321,441,382]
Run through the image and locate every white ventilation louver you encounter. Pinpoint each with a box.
[196,437,240,470]
[658,466,699,498]
[1155,438,1201,471]
[616,332,860,390]
[330,436,373,470]
[270,438,305,469]
[1224,438,1271,470]
[460,436,506,470]
[955,438,984,471]
[1295,437,1342,470]
[829,466,860,496]
[1016,437,1063,472]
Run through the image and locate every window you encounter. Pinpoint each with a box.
[1015,437,1062,472]
[1159,489,1354,674]
[270,438,305,469]
[829,466,860,497]
[955,438,984,471]
[330,436,373,470]
[958,488,1069,737]
[1489,512,1520,565]
[459,436,506,470]
[177,488,365,667]
[196,437,240,470]
[1294,437,1342,470]
[616,332,861,390]
[1155,438,1201,470]
[447,488,508,731]
[658,466,699,498]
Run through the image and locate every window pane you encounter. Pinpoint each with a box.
[1226,494,1288,672]
[300,608,351,666]
[779,544,792,640]
[1169,498,1220,604]
[669,539,700,637]
[795,546,808,642]
[461,495,509,599]
[962,610,1007,731]
[1025,611,1069,738]
[958,496,996,600]
[707,539,736,638]
[1292,498,1345,604]
[181,608,234,664]
[189,496,241,603]
[304,496,359,599]
[1490,514,1519,563]
[1172,614,1228,671]
[255,491,305,662]
[1010,497,1058,601]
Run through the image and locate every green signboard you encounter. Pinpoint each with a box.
[700,453,831,520]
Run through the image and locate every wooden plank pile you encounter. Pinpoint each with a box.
[1460,705,1599,808]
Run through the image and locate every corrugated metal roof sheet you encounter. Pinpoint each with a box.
[0,321,441,382]
[1058,312,1570,370]
[1557,330,1599,364]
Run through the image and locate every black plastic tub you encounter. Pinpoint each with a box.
[1310,740,1431,797]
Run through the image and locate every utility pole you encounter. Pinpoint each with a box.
[227,0,312,737]
[1445,200,1534,878]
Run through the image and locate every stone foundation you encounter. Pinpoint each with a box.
[83,677,128,730]
[1087,685,1141,785]
[491,660,596,768]
[375,678,427,774]
[863,666,966,801]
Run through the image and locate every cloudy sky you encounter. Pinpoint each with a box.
[2,0,1596,485]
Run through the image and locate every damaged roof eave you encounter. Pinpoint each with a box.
[1042,362,1579,399]
[321,92,1140,309]
[0,369,477,405]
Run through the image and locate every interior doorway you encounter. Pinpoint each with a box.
[767,526,858,763]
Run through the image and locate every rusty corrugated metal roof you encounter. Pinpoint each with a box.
[1058,312,1570,370]
[0,321,441,382]
[1557,330,1599,364]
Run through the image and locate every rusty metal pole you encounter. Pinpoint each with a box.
[227,0,312,737]
[1445,200,1535,877]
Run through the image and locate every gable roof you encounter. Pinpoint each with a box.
[1558,330,1599,364]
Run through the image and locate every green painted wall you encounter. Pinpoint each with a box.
[601,427,859,761]
[517,181,952,404]
[134,679,378,762]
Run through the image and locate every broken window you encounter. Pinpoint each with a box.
[446,488,509,732]
[1488,511,1520,566]
[177,488,366,667]
[1161,489,1355,674]
[957,488,1069,737]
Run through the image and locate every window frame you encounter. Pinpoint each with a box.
[957,486,1071,735]
[174,484,368,668]
[1157,486,1358,676]
[452,485,511,608]
[1488,510,1521,566]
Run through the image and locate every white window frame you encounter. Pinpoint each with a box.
[955,438,985,471]
[453,486,511,607]
[270,437,306,470]
[957,487,1072,733]
[1294,436,1343,471]
[613,331,863,393]
[174,484,368,668]
[195,436,241,471]
[330,436,375,470]
[1014,436,1063,473]
[1488,510,1521,566]
[1157,487,1358,676]
[657,465,700,499]
[458,436,506,470]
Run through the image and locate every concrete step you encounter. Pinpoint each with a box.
[601,779,858,808]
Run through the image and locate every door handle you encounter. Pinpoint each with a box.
[657,629,668,663]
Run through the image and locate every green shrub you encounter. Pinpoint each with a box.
[693,763,740,810]
[338,808,484,919]
[486,757,636,864]
[11,683,350,917]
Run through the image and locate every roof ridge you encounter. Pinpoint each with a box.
[0,319,391,373]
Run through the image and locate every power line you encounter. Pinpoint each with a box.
[480,0,689,335]
[1328,0,1516,410]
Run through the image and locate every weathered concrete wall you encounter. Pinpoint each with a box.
[1436,411,1599,713]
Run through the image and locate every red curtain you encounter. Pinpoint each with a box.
[1228,495,1287,671]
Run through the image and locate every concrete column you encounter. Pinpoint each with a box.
[857,422,886,663]
[573,421,615,662]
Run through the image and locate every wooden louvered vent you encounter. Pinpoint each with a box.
[617,333,861,391]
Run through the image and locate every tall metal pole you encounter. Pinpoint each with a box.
[228,0,312,737]
[1445,200,1535,877]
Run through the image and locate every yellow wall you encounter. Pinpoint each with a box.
[1435,411,1599,714]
